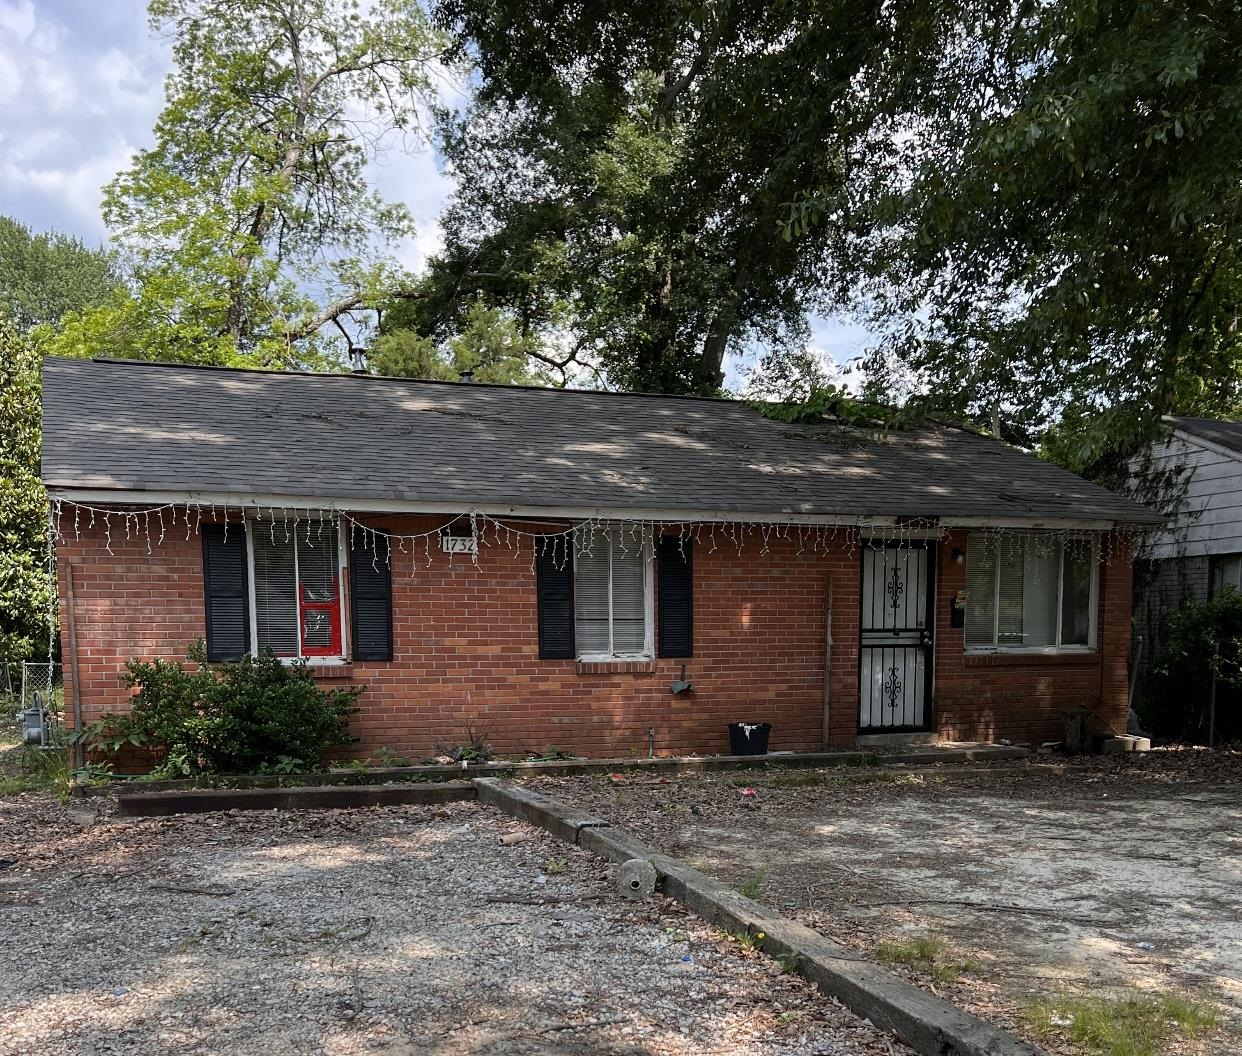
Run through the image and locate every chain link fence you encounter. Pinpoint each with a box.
[1,661,64,745]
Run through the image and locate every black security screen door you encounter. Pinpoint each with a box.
[858,543,934,731]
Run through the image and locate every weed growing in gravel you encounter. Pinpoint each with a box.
[737,867,767,899]
[874,933,978,985]
[722,929,765,952]
[433,723,493,764]
[0,746,73,799]
[544,857,569,875]
[776,952,805,974]
[1024,990,1219,1056]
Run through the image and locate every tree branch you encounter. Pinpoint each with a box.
[284,288,422,343]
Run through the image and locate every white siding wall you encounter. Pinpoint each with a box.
[1143,432,1242,560]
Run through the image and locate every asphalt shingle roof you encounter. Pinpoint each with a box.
[1169,416,1242,456]
[41,357,1161,526]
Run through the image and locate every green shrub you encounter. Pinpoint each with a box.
[72,642,361,775]
[1142,589,1242,742]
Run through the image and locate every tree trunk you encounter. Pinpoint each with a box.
[636,257,679,389]
[700,265,748,388]
[226,5,309,347]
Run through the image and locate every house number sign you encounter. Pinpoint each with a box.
[441,534,478,555]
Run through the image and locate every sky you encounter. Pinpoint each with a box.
[0,0,875,384]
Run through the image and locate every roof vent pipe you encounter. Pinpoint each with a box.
[349,347,369,374]
[459,369,475,383]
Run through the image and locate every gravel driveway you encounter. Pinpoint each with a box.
[527,751,1242,1054]
[0,794,908,1056]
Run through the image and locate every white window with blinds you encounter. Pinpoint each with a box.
[964,534,1097,651]
[574,530,653,659]
[248,519,345,660]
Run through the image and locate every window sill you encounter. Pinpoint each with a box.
[963,650,1098,667]
[575,658,657,676]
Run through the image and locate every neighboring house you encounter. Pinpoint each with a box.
[1133,416,1242,675]
[41,357,1162,760]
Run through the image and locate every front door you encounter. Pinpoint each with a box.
[859,543,934,731]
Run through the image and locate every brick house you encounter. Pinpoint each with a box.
[42,357,1161,760]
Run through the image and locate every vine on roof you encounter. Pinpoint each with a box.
[754,384,928,431]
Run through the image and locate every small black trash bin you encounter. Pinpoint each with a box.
[727,722,771,756]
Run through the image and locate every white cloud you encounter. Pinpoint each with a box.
[0,141,137,238]
[0,0,168,239]
[0,49,20,103]
[0,0,35,41]
[32,57,78,111]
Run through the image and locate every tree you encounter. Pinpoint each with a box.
[0,216,123,335]
[841,1,1242,473]
[424,0,954,394]
[45,0,443,369]
[370,298,552,384]
[0,220,123,664]
[0,321,54,663]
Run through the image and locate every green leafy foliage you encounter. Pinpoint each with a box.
[850,1,1242,474]
[72,644,362,775]
[0,216,122,335]
[756,383,927,431]
[370,298,552,384]
[45,0,443,368]
[0,322,53,663]
[1143,589,1242,743]
[424,0,953,393]
[737,867,766,899]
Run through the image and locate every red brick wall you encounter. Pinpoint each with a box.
[55,511,1132,762]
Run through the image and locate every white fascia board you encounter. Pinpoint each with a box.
[1171,428,1242,465]
[46,486,1143,532]
[946,515,1154,531]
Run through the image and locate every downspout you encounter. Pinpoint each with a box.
[66,563,84,771]
[822,573,833,748]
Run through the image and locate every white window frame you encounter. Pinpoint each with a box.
[965,534,1099,655]
[574,530,655,662]
[1210,553,1242,596]
[246,519,349,664]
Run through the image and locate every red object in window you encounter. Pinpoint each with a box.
[299,576,342,656]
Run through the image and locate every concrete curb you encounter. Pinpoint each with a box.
[76,744,1032,797]
[114,781,477,817]
[474,778,1045,1056]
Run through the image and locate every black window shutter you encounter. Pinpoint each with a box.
[202,524,249,662]
[658,536,693,658]
[536,536,575,659]
[351,533,393,661]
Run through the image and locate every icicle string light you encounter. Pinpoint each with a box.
[47,497,1146,574]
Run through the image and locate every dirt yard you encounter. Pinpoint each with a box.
[0,794,913,1056]
[527,751,1242,1055]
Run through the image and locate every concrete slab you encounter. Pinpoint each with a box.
[475,778,1045,1056]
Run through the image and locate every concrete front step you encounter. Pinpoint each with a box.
[855,731,939,748]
